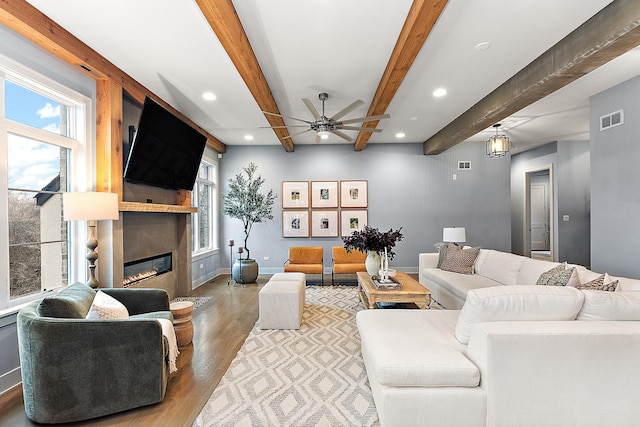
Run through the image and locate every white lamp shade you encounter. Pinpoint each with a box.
[443,227,466,243]
[63,192,119,221]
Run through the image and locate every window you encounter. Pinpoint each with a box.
[192,160,217,254]
[0,56,89,309]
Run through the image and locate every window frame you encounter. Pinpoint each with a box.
[191,154,218,256]
[0,53,92,310]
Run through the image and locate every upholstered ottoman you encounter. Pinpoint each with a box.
[259,273,306,329]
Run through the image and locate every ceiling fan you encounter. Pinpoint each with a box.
[263,92,390,143]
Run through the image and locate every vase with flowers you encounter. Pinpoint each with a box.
[342,225,404,276]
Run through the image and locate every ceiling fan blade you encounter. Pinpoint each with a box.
[339,113,391,125]
[331,130,353,142]
[340,126,383,133]
[259,125,308,129]
[263,111,313,124]
[282,128,312,140]
[330,99,365,121]
[302,98,321,120]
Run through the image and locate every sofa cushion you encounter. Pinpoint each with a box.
[421,268,500,300]
[440,244,480,275]
[86,290,129,319]
[455,285,585,344]
[577,291,640,320]
[474,250,526,286]
[36,283,96,318]
[536,264,580,287]
[517,258,561,286]
[357,309,479,387]
[613,275,640,292]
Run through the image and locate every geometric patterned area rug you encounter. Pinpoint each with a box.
[193,286,381,427]
[170,296,212,310]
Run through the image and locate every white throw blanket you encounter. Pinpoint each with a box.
[156,318,179,373]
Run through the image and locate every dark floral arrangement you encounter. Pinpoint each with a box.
[342,225,404,260]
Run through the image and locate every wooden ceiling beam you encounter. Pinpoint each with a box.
[423,0,640,155]
[354,0,449,151]
[195,0,294,152]
[0,0,226,153]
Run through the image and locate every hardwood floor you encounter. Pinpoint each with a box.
[0,274,268,427]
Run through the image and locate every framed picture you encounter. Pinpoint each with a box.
[341,210,368,237]
[282,210,309,237]
[311,181,339,208]
[282,181,309,208]
[311,210,338,237]
[340,180,368,208]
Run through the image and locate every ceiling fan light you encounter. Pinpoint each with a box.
[318,131,330,140]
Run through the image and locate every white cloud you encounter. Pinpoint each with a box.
[7,134,61,190]
[37,103,60,119]
[42,123,61,134]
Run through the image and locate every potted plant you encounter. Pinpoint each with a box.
[343,225,404,275]
[222,162,276,283]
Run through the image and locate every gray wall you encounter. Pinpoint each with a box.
[219,142,512,274]
[510,141,591,266]
[590,74,640,278]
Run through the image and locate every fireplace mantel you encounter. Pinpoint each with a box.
[119,201,197,214]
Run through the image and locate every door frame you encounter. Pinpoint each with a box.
[524,164,554,260]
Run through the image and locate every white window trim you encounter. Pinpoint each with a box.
[192,153,218,256]
[0,53,92,309]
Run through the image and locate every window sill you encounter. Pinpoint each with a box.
[192,248,219,261]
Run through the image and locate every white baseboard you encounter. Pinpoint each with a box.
[0,366,21,396]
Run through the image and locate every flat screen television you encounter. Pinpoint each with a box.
[123,96,207,191]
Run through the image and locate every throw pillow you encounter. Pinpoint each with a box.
[575,274,617,292]
[440,244,480,275]
[536,264,579,286]
[86,290,129,319]
[434,241,448,268]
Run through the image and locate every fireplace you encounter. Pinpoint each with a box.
[123,252,172,287]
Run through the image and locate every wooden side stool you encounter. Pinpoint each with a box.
[170,301,194,347]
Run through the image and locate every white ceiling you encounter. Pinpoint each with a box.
[25,0,640,153]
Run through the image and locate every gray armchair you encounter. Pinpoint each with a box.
[17,283,172,424]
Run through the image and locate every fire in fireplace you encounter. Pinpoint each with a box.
[123,252,172,287]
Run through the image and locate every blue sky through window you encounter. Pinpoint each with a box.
[4,80,65,191]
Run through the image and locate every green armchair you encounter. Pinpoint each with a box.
[17,283,173,424]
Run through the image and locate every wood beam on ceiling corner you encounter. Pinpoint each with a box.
[0,0,226,154]
[195,0,294,152]
[354,0,449,151]
[423,0,640,156]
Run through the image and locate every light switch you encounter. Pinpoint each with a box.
[453,174,457,180]
[563,215,570,222]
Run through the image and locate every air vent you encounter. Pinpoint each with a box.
[600,109,624,131]
[458,161,471,170]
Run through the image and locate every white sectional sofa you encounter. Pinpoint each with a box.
[356,250,640,426]
[419,249,640,309]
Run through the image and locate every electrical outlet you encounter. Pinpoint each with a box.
[563,215,570,222]
[264,256,270,261]
[199,263,204,269]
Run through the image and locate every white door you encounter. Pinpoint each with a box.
[530,183,550,251]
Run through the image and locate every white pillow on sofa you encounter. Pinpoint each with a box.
[455,285,584,344]
[577,290,640,320]
[86,290,129,319]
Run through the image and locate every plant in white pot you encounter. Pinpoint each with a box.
[222,162,276,283]
[342,225,404,276]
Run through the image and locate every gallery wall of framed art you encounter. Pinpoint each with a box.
[281,180,368,238]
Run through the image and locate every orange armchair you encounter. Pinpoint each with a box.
[284,246,324,284]
[331,246,367,285]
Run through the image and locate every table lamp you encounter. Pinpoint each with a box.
[63,192,119,288]
[443,227,466,245]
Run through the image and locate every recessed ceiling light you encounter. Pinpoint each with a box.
[244,135,254,141]
[410,116,418,121]
[202,91,217,101]
[395,132,406,139]
[433,88,447,97]
[474,41,491,51]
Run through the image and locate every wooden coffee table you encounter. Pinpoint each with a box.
[356,271,432,309]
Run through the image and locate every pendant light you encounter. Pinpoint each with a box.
[486,124,510,158]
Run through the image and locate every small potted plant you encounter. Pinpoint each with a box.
[222,162,276,283]
[342,225,404,275]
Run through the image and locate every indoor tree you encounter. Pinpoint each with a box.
[222,162,276,260]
